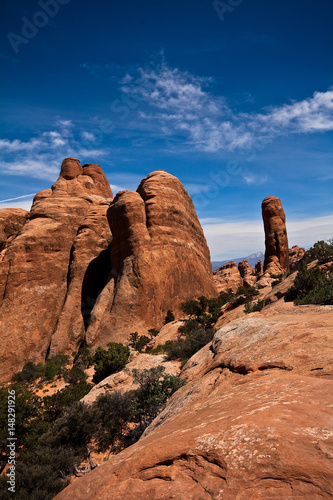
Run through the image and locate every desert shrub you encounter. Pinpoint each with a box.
[43,381,92,421]
[148,328,160,337]
[164,322,215,361]
[164,310,175,324]
[12,362,45,383]
[130,366,186,428]
[236,285,259,298]
[128,332,150,352]
[63,366,87,385]
[244,299,265,313]
[285,262,333,305]
[73,347,92,370]
[91,343,130,384]
[92,391,132,453]
[307,239,333,264]
[271,279,282,287]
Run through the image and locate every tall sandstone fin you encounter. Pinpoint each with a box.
[85,170,217,347]
[262,196,290,274]
[0,159,113,381]
[0,165,216,381]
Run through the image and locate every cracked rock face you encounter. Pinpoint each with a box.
[0,158,113,381]
[55,303,333,499]
[262,196,290,274]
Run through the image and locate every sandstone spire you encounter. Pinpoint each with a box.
[261,196,289,274]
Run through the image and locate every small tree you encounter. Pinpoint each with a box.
[92,343,130,384]
[164,310,175,324]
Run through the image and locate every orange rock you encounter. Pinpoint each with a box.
[289,245,306,269]
[0,159,112,381]
[55,303,333,500]
[0,208,28,258]
[213,261,243,293]
[0,166,216,381]
[85,170,217,347]
[262,196,290,274]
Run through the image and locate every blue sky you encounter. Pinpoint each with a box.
[1,0,332,260]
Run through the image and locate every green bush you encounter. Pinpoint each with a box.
[164,310,175,324]
[307,239,333,264]
[128,332,150,352]
[91,343,130,384]
[244,299,264,313]
[73,347,92,370]
[285,261,333,305]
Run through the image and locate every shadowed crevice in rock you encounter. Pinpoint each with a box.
[81,244,112,330]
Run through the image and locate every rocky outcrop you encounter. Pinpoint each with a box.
[0,208,28,258]
[0,159,113,381]
[238,259,256,287]
[213,260,257,293]
[84,170,217,347]
[82,353,181,405]
[255,259,264,275]
[55,302,333,500]
[262,196,290,274]
[213,261,243,293]
[289,245,306,269]
[0,165,216,381]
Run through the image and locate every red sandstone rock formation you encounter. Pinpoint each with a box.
[238,259,256,287]
[0,159,112,381]
[262,196,290,274]
[213,261,243,293]
[289,245,306,269]
[0,208,28,259]
[55,302,333,500]
[85,170,217,347]
[255,259,264,275]
[0,165,216,381]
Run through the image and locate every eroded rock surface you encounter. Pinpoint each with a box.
[262,196,290,274]
[213,261,243,293]
[55,303,333,500]
[0,159,112,381]
[85,170,217,347]
[0,208,28,258]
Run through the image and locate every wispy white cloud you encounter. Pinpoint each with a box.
[201,214,333,260]
[122,60,333,153]
[1,122,109,181]
[243,173,268,185]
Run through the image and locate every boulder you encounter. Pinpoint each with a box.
[0,208,28,260]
